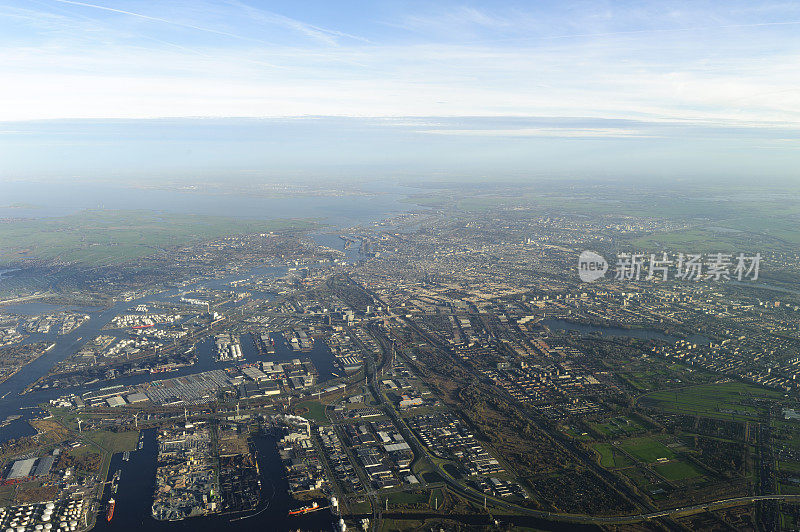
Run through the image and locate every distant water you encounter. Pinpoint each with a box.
[0,268,19,284]
[308,232,367,263]
[0,303,102,315]
[0,181,414,228]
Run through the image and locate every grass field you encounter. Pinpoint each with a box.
[590,416,644,437]
[0,209,316,266]
[631,228,744,252]
[348,501,372,514]
[620,466,657,491]
[779,483,800,495]
[406,183,800,253]
[562,425,593,441]
[654,460,702,481]
[293,400,330,425]
[379,518,425,532]
[618,437,676,464]
[84,430,139,453]
[385,491,429,505]
[640,381,782,421]
[593,443,633,468]
[778,461,800,477]
[0,485,15,506]
[633,212,800,250]
[428,488,444,506]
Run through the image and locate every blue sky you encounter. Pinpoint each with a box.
[1,1,799,181]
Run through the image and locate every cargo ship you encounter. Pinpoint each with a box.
[150,363,185,374]
[288,501,323,516]
[111,469,121,494]
[107,498,115,522]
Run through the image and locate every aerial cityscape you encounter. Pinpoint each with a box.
[1,1,799,532]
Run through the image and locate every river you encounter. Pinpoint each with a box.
[307,232,367,264]
[0,265,297,441]
[0,264,339,530]
[0,228,375,440]
[0,269,19,283]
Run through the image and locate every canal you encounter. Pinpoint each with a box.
[92,428,334,532]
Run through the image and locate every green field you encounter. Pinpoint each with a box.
[428,488,444,506]
[618,437,676,464]
[640,381,782,421]
[654,460,702,481]
[593,443,633,468]
[84,430,139,453]
[779,483,800,495]
[293,400,330,425]
[0,485,15,506]
[778,461,800,474]
[620,466,658,491]
[0,209,316,266]
[406,182,800,254]
[385,491,429,505]
[590,416,644,437]
[562,424,593,441]
[633,211,800,250]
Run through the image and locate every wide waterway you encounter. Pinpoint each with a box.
[0,265,294,441]
[0,217,383,440]
[0,265,340,531]
[0,181,414,226]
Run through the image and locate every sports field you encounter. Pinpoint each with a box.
[617,437,676,464]
[653,460,702,481]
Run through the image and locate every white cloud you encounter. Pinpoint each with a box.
[1,2,799,129]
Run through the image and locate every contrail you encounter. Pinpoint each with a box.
[47,0,288,67]
[49,0,259,42]
[23,0,279,67]
[225,0,371,45]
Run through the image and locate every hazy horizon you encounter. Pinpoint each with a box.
[1,116,799,183]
